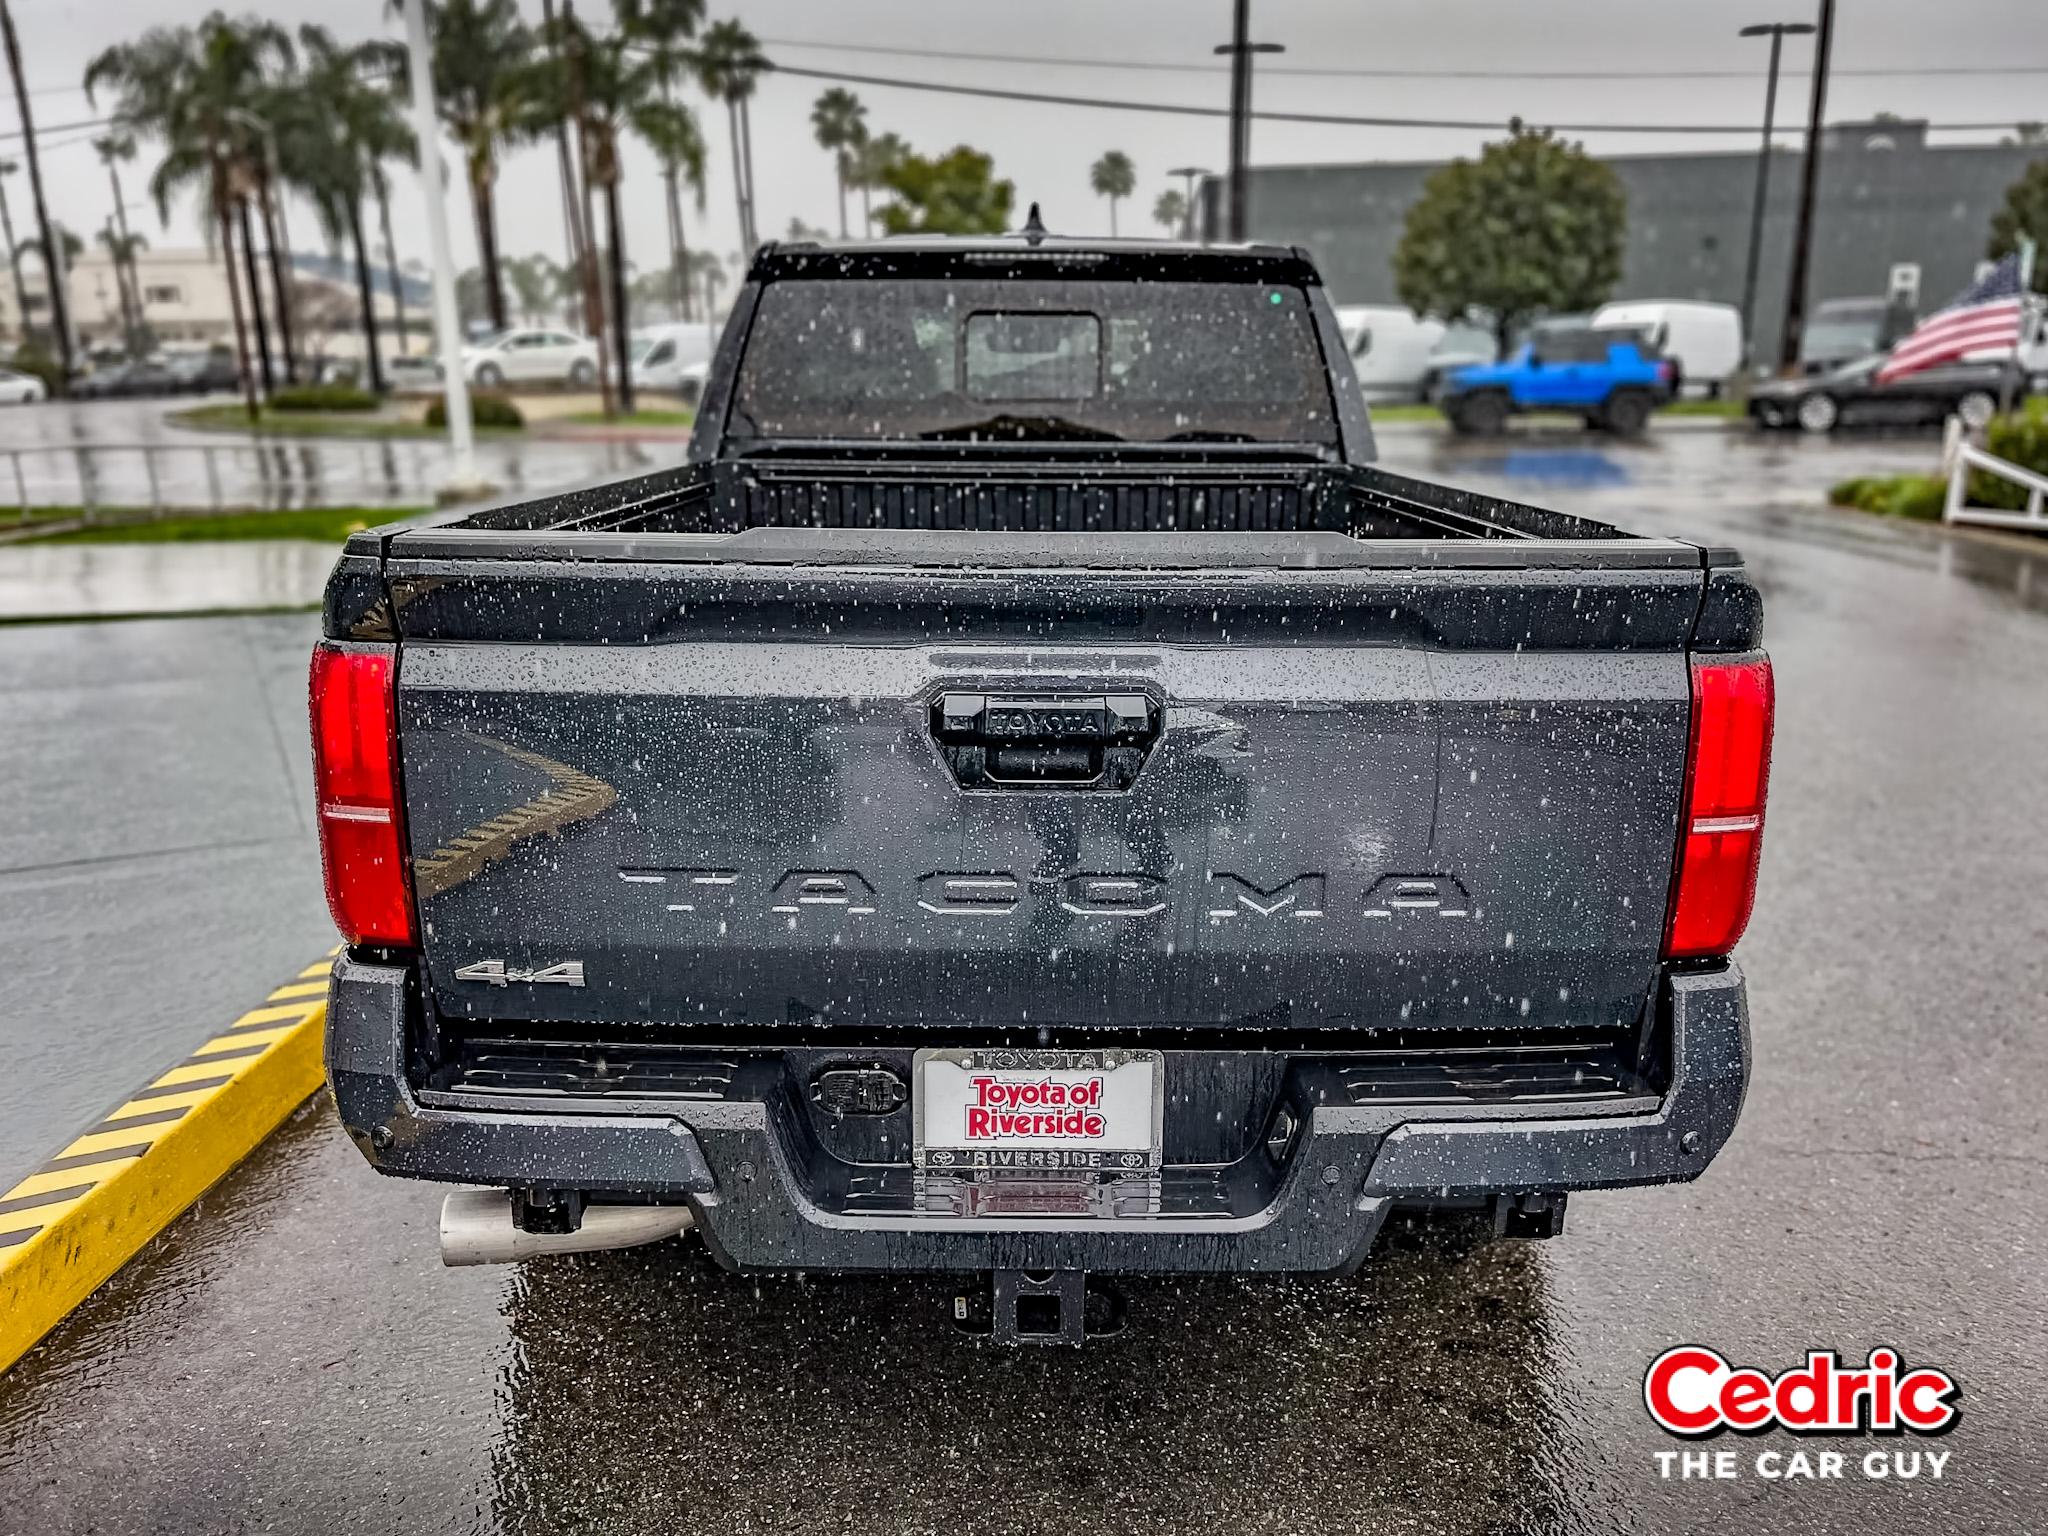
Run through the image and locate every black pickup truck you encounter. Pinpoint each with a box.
[314,235,1771,1343]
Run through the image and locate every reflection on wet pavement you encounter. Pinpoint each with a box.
[0,397,682,510]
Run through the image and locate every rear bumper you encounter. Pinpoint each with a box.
[326,960,1748,1275]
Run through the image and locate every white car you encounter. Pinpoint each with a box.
[461,328,599,390]
[0,367,48,404]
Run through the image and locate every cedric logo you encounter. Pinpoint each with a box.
[1644,1346,1960,1438]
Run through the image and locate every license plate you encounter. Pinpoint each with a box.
[912,1048,1163,1173]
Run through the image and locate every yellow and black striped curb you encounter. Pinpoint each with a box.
[0,952,338,1376]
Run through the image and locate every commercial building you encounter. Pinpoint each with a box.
[1207,121,2045,354]
[0,246,432,361]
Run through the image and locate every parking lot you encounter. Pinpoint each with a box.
[0,427,2042,1532]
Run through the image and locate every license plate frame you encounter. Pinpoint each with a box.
[911,1047,1164,1174]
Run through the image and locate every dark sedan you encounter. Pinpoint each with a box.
[71,361,186,400]
[1750,355,2019,434]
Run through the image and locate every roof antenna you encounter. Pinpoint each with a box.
[1021,202,1048,246]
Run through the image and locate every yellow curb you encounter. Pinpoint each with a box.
[0,958,334,1376]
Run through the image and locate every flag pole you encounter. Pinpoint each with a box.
[2004,237,2037,419]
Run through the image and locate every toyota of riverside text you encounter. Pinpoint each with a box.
[310,232,1771,1345]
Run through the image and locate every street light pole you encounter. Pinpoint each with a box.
[1214,1,1282,243]
[400,0,487,500]
[1777,0,1836,371]
[1167,164,1212,242]
[1736,22,1815,368]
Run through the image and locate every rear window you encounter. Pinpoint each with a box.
[728,278,1338,446]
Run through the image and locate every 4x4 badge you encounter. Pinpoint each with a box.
[453,960,587,988]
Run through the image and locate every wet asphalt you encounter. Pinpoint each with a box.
[1,427,2046,1533]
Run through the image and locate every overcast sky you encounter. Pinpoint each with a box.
[7,0,2044,283]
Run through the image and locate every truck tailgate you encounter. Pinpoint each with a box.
[387,551,1702,1036]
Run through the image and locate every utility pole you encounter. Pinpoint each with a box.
[1777,0,1835,372]
[1,0,71,385]
[1168,164,1211,242]
[1736,23,1814,369]
[400,0,487,499]
[1213,1,1282,243]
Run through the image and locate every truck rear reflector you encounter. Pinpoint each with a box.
[1664,655,1774,960]
[310,642,417,948]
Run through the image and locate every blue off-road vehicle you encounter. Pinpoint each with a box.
[1442,326,1674,436]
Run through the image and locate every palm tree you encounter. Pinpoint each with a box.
[289,26,416,393]
[693,20,768,255]
[1090,150,1136,237]
[95,223,149,346]
[505,252,560,325]
[0,161,25,339]
[1152,188,1187,238]
[809,88,866,239]
[92,135,148,353]
[539,9,671,413]
[85,14,295,417]
[850,130,907,237]
[404,0,535,335]
[682,248,722,320]
[614,0,705,321]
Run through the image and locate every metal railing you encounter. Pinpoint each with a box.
[1943,418,2048,534]
[0,439,450,525]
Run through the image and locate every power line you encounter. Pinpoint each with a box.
[0,113,114,142]
[761,35,2048,82]
[766,63,2031,137]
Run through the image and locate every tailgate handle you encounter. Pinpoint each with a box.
[930,693,1159,791]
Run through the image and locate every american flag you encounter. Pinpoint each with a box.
[1876,253,2029,384]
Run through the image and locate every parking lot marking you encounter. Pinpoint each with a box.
[0,956,335,1376]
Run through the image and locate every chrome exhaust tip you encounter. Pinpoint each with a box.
[439,1188,694,1267]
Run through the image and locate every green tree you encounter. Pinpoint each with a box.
[1393,122,1627,351]
[614,0,706,321]
[876,145,1013,236]
[84,13,295,416]
[809,87,867,239]
[403,0,535,335]
[693,20,769,254]
[1987,159,2048,295]
[1152,187,1187,238]
[1089,149,1135,236]
[850,130,908,236]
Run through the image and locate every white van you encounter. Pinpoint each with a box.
[1336,305,1448,402]
[629,324,719,402]
[1592,301,1743,396]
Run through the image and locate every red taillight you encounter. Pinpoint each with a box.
[1664,655,1774,960]
[310,641,417,948]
